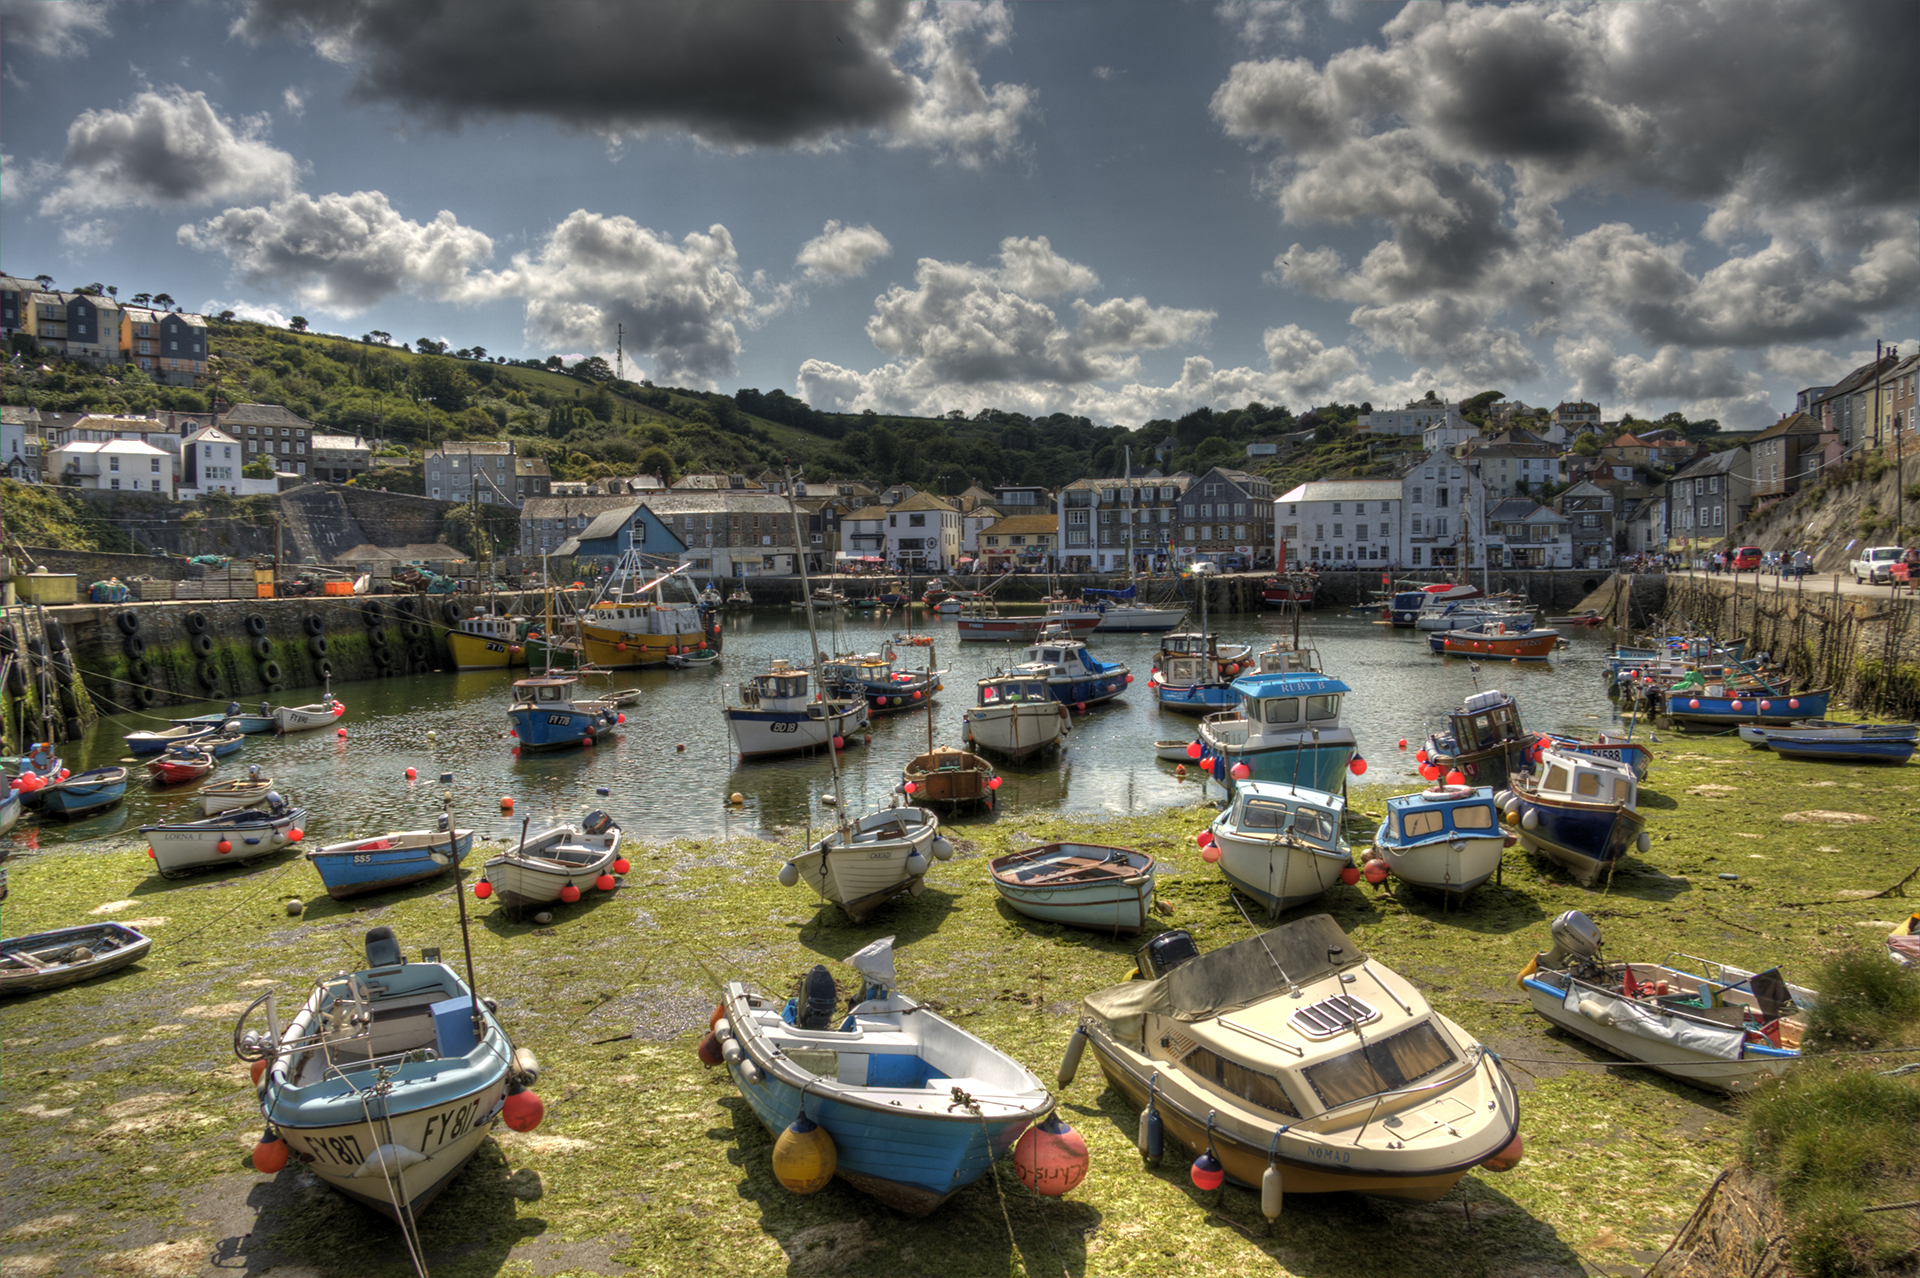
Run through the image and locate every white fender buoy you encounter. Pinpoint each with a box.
[1058,1027,1087,1087]
[1636,831,1652,854]
[739,1059,762,1084]
[1493,789,1512,809]
[931,836,955,861]
[1261,1163,1284,1223]
[721,1038,744,1065]
[1577,997,1616,1027]
[777,861,800,888]
[905,849,930,877]
[1522,809,1539,831]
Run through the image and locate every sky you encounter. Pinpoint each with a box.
[2,0,1914,431]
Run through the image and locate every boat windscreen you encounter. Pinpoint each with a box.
[1300,1021,1457,1109]
[1087,914,1363,1032]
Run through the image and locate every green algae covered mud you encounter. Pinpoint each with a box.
[0,731,1914,1278]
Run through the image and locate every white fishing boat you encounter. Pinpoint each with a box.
[478,813,625,908]
[141,797,306,877]
[777,805,952,923]
[201,767,275,815]
[1365,785,1507,897]
[1154,740,1194,762]
[724,660,870,760]
[1206,782,1356,916]
[963,673,1072,760]
[1071,917,1523,1220]
[1518,911,1813,1094]
[275,696,344,733]
[236,926,545,1219]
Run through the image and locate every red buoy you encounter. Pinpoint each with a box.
[502,1090,544,1132]
[250,1059,268,1085]
[697,1030,724,1067]
[1013,1114,1090,1197]
[1364,860,1390,885]
[560,885,581,903]
[987,776,1002,790]
[1190,1150,1225,1191]
[1186,741,1203,760]
[1398,738,1408,749]
[474,880,493,899]
[405,767,417,780]
[1350,757,1368,776]
[612,858,630,874]
[216,839,233,854]
[1481,1133,1524,1172]
[595,874,616,891]
[1445,770,1466,785]
[252,1135,289,1173]
[288,828,304,842]
[1339,865,1361,886]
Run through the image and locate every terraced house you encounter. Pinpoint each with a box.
[1055,472,1190,572]
[1175,467,1275,570]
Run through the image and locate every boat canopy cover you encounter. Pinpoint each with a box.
[1084,914,1363,1046]
[1083,586,1136,600]
[1229,670,1351,699]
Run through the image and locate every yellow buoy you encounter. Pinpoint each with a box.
[729,792,745,806]
[771,1113,835,1194]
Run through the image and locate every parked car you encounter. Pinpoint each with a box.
[1730,545,1763,571]
[1851,545,1904,584]
[1185,560,1220,577]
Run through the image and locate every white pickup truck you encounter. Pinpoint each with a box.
[1851,546,1904,584]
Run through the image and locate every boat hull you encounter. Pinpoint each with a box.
[143,807,305,877]
[1664,688,1831,728]
[962,703,1068,760]
[1515,794,1645,886]
[988,844,1155,933]
[201,779,274,815]
[1194,732,1357,797]
[309,830,475,900]
[275,704,341,733]
[481,826,622,907]
[0,791,17,837]
[1766,735,1915,763]
[1213,829,1351,914]
[1436,629,1558,660]
[1,922,152,995]
[726,702,869,760]
[507,704,616,752]
[1520,975,1797,1094]
[36,768,129,819]
[955,614,1100,642]
[783,810,941,922]
[577,620,706,669]
[1374,834,1505,896]
[1089,606,1186,633]
[446,629,521,670]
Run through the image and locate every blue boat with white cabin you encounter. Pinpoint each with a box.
[714,936,1056,1215]
[307,822,477,900]
[1499,747,1648,887]
[1540,732,1654,780]
[1149,632,1238,716]
[1370,785,1506,896]
[1193,669,1355,796]
[506,675,621,752]
[1008,626,1130,709]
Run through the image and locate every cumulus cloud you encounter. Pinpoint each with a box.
[1218,1,1309,47]
[0,0,109,57]
[41,89,299,213]
[796,221,892,281]
[1215,0,1917,409]
[477,211,757,387]
[59,218,117,250]
[179,189,494,313]
[234,0,1032,163]
[283,88,305,117]
[206,299,292,327]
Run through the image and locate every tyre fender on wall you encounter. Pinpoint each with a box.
[314,658,334,681]
[245,614,268,636]
[184,611,209,636]
[303,614,325,637]
[260,660,283,683]
[191,633,215,656]
[116,609,141,636]
[125,633,147,660]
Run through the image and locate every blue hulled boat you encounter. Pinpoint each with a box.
[506,675,621,752]
[125,724,213,756]
[0,788,19,838]
[1149,632,1238,717]
[1541,733,1654,780]
[714,937,1056,1215]
[1663,686,1830,729]
[1764,730,1915,764]
[35,766,130,820]
[1194,669,1356,796]
[174,701,278,734]
[308,824,477,899]
[1007,627,1130,709]
[819,646,944,715]
[1500,747,1648,886]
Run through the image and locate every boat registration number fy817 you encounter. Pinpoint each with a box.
[296,1131,367,1166]
[421,1097,486,1150]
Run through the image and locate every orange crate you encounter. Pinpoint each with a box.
[323,581,354,596]
[256,584,275,598]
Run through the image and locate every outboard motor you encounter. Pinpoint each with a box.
[364,926,403,968]
[227,701,242,716]
[1541,910,1604,970]
[581,810,614,836]
[259,701,272,718]
[796,964,839,1030]
[1135,929,1202,980]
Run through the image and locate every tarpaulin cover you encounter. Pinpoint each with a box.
[1563,986,1745,1060]
[1084,914,1363,1047]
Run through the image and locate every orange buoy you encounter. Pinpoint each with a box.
[1013,1114,1089,1197]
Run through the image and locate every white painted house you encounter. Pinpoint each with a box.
[43,439,175,496]
[1273,479,1403,567]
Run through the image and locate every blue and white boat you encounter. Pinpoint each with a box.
[142,797,306,877]
[1422,689,1533,791]
[987,843,1157,933]
[1499,747,1648,887]
[1193,669,1356,796]
[725,659,871,761]
[10,742,63,791]
[174,701,277,734]
[1662,686,1829,729]
[0,787,19,838]
[818,646,944,715]
[1764,729,1915,764]
[1007,626,1130,709]
[125,724,213,756]
[178,732,244,759]
[308,823,477,900]
[239,926,543,1219]
[1207,781,1354,915]
[1149,632,1237,717]
[1369,785,1506,896]
[506,675,621,752]
[34,766,130,820]
[714,936,1056,1215]
[1540,732,1654,781]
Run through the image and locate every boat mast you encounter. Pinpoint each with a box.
[782,461,847,831]
[1125,446,1135,591]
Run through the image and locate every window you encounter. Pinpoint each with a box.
[1183,526,1195,542]
[1200,504,1212,518]
[1411,547,1423,565]
[1574,772,1600,798]
[110,477,120,489]
[1300,1021,1458,1109]
[1183,504,1195,517]
[1182,1045,1298,1117]
[1234,503,1247,516]
[1234,525,1246,539]
[109,456,120,471]
[1332,523,1343,538]
[1355,524,1367,540]
[1305,694,1340,721]
[1332,503,1342,514]
[1262,698,1299,724]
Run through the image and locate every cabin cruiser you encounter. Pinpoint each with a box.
[1194,670,1355,796]
[963,674,1072,759]
[1008,630,1131,708]
[724,660,870,761]
[1047,587,1186,634]
[1387,582,1484,628]
[1072,918,1522,1218]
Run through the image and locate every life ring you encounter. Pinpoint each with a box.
[116,609,141,636]
[1423,785,1475,799]
[441,601,461,623]
[260,660,283,683]
[303,614,325,637]
[361,602,385,625]
[191,633,215,656]
[252,636,274,658]
[309,636,329,657]
[245,614,268,636]
[124,633,147,660]
[184,611,209,636]
[198,660,221,688]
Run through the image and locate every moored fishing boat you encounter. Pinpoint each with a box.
[1661,685,1831,729]
[148,749,217,786]
[1149,632,1238,716]
[819,646,944,714]
[141,797,306,877]
[478,813,625,908]
[1205,781,1354,915]
[445,610,526,670]
[1764,729,1916,763]
[1539,732,1654,780]
[711,936,1060,1215]
[724,587,753,611]
[1389,582,1485,627]
[901,746,996,813]
[1517,911,1812,1093]
[174,701,275,734]
[310,822,476,900]
[1365,785,1506,897]
[1432,625,1558,661]
[0,788,18,838]
[988,843,1156,933]
[125,724,214,756]
[1498,747,1647,886]
[1007,627,1131,709]
[2,922,152,996]
[506,675,622,752]
[963,674,1072,760]
[1193,670,1356,796]
[201,770,275,815]
[236,926,545,1219]
[776,804,951,923]
[724,660,870,760]
[196,731,245,758]
[955,602,1100,642]
[274,696,345,734]
[35,766,130,820]
[1421,689,1532,791]
[1071,917,1522,1221]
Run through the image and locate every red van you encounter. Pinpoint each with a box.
[1730,545,1763,571]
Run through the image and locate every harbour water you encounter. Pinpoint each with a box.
[14,608,1633,852]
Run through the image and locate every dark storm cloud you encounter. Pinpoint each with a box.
[234,0,922,148]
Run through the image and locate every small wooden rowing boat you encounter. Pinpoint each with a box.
[1,922,152,996]
[988,843,1156,933]
[148,750,216,785]
[902,746,995,812]
[309,825,476,900]
[201,773,275,815]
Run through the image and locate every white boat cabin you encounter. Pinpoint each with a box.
[457,613,519,640]
[511,676,580,707]
[1222,782,1345,846]
[977,676,1053,705]
[1534,748,1637,809]
[1253,642,1321,674]
[1232,672,1347,735]
[739,660,814,709]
